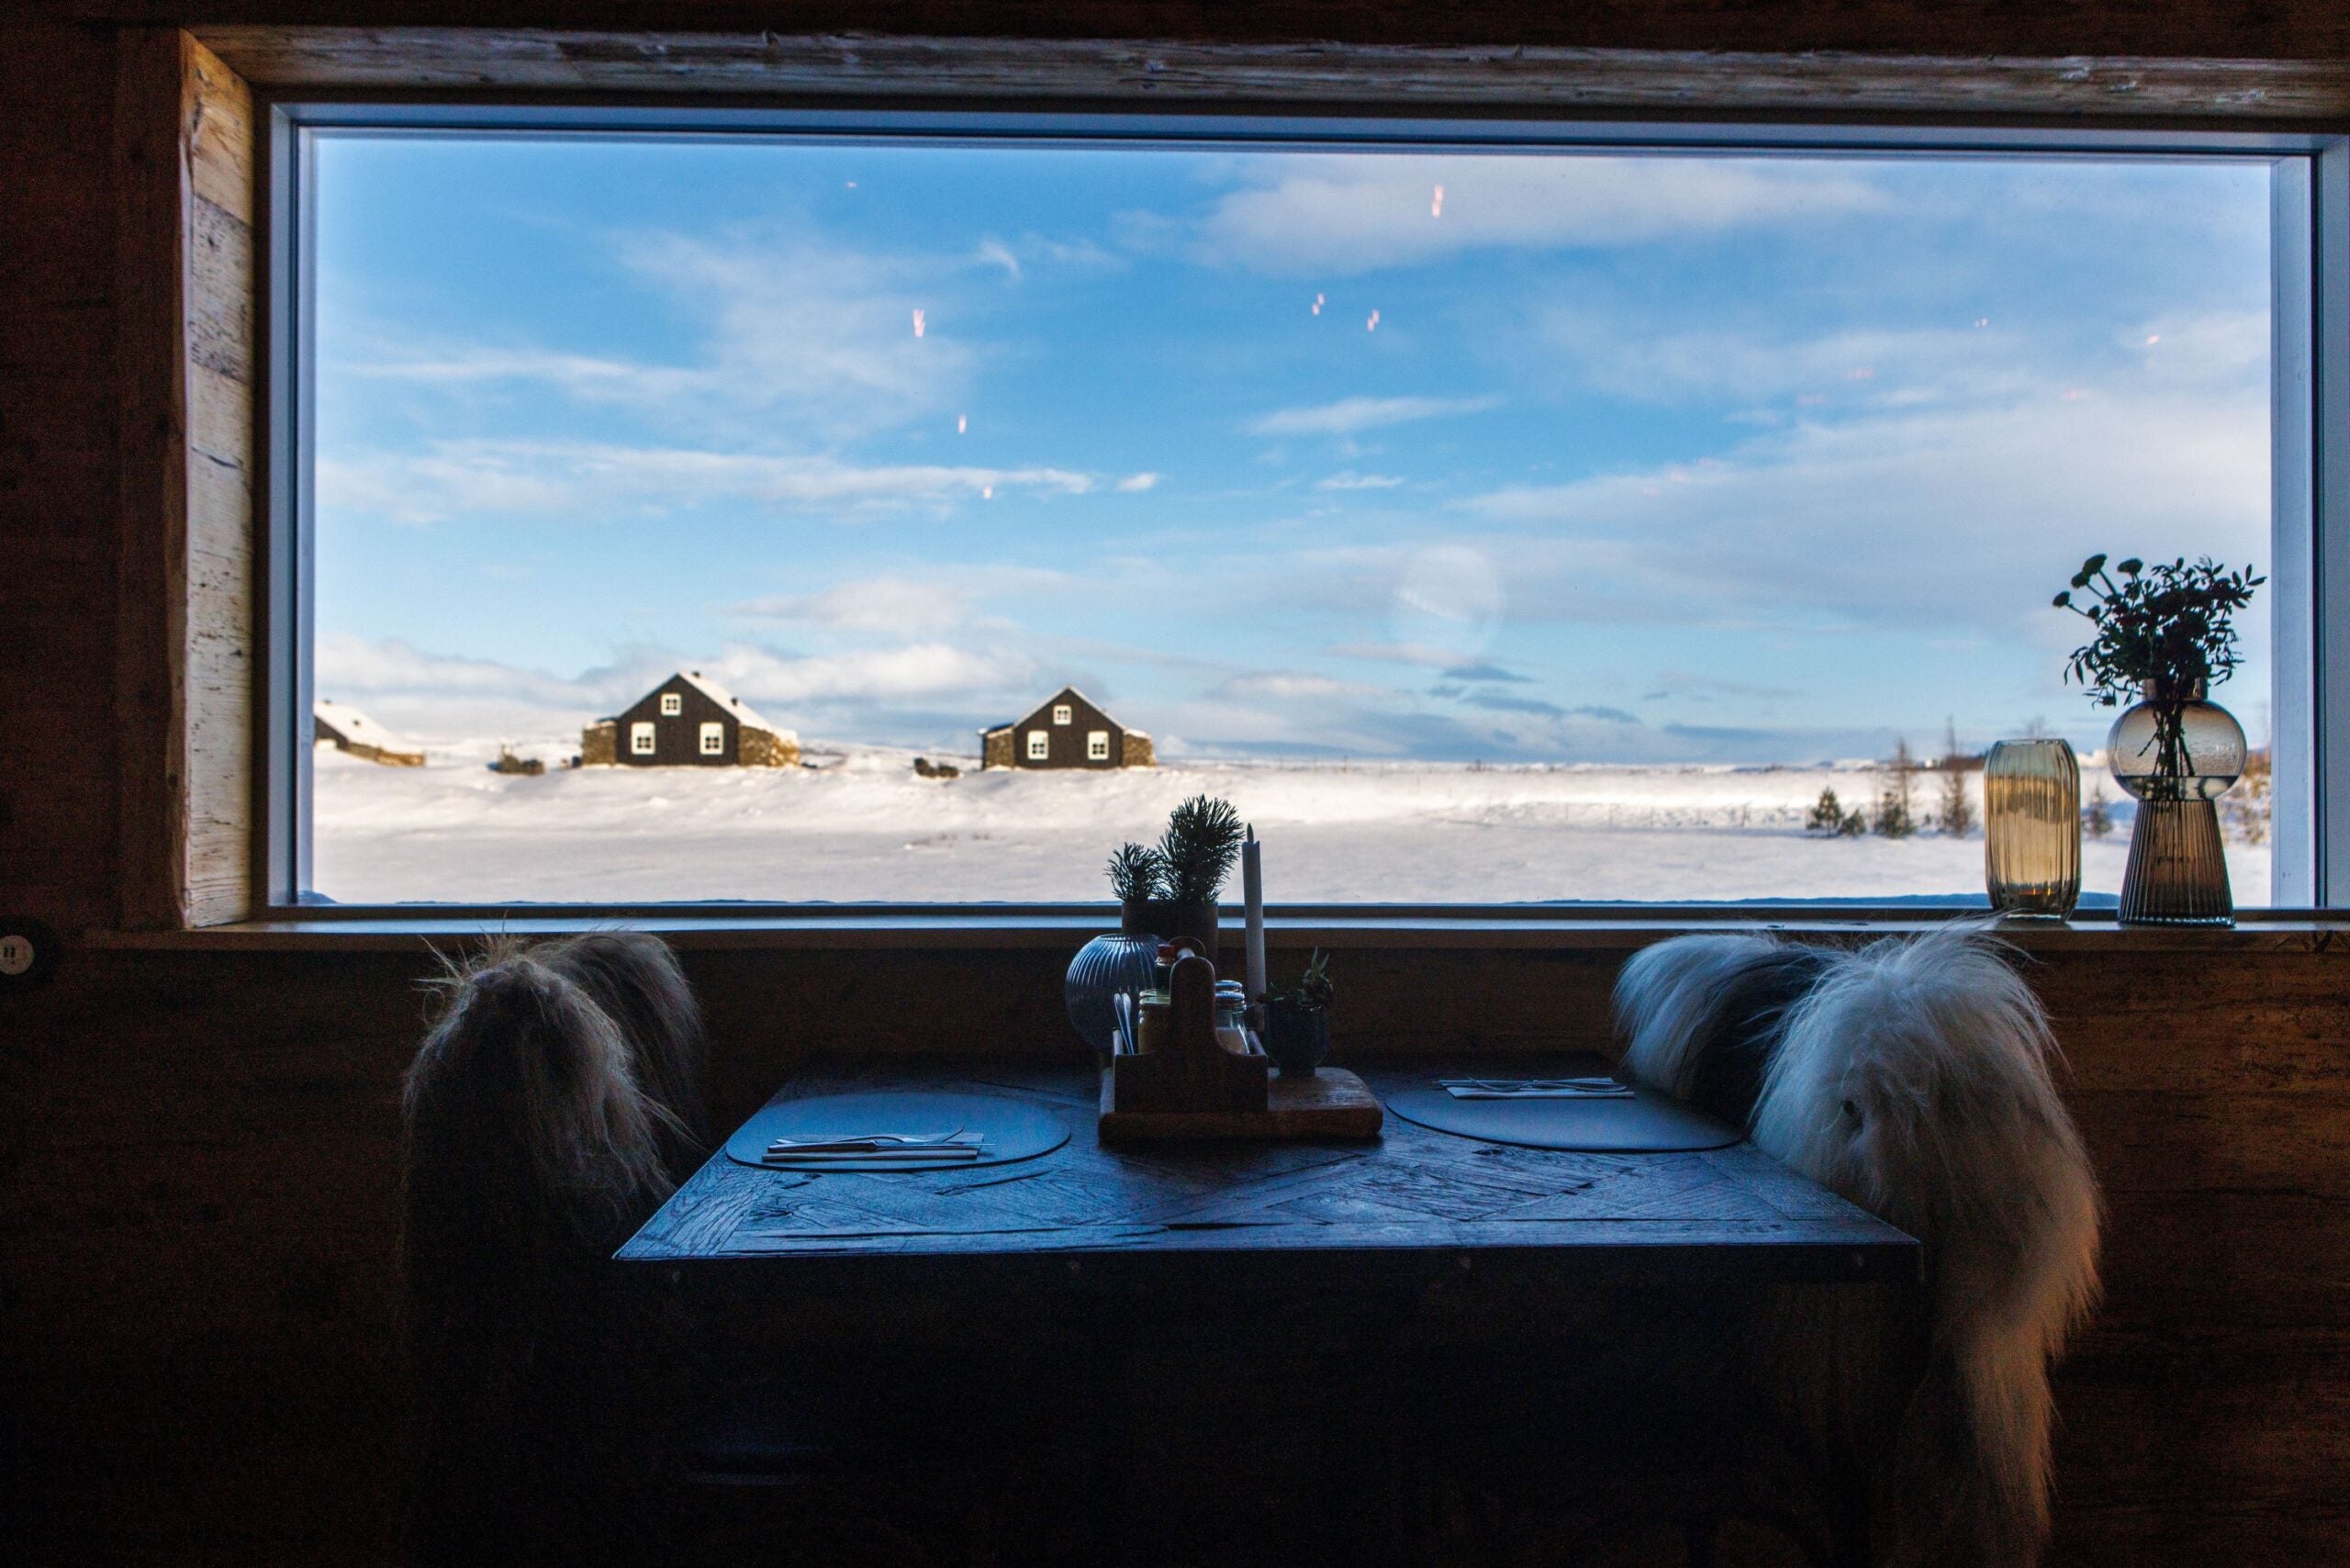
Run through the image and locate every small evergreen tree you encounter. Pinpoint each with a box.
[2085,783,2114,840]
[1874,737,1918,839]
[1937,719,1975,836]
[1807,787,1845,834]
[1838,805,1867,836]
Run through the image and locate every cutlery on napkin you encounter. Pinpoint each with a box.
[763,1129,986,1163]
[1437,1078,1636,1101]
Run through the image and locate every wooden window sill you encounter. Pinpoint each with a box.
[81,911,2350,954]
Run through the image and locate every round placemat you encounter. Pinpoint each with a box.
[1384,1082,1743,1153]
[724,1089,1070,1173]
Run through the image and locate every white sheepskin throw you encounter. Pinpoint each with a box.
[1616,926,2102,1566]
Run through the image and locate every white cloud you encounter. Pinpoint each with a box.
[319,441,1099,526]
[1528,313,2034,409]
[704,642,1033,706]
[1192,155,1886,275]
[974,238,1023,278]
[1212,670,1392,704]
[316,633,603,710]
[1453,381,2270,638]
[1326,641,1478,668]
[1249,394,1500,437]
[1315,471,1405,490]
[732,577,974,633]
[1116,472,1163,492]
[730,566,1074,633]
[337,232,979,446]
[315,632,1039,738]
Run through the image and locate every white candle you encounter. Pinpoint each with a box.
[1243,827,1267,1002]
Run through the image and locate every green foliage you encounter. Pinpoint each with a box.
[2085,784,2114,841]
[1156,794,1247,905]
[2053,554,2264,706]
[1267,949,1335,1012]
[1105,841,1168,902]
[1838,807,1867,837]
[1807,787,1845,834]
[1937,722,1975,837]
[1938,766,1973,837]
[1874,737,1918,839]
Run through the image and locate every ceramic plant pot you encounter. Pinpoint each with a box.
[1122,898,1218,957]
[1261,1001,1330,1078]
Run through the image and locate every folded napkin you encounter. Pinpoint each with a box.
[764,1130,987,1163]
[1438,1078,1636,1101]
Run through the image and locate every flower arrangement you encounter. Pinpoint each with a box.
[2053,554,2264,706]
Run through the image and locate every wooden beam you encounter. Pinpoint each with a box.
[191,27,2350,121]
[61,2,2350,63]
[113,28,256,930]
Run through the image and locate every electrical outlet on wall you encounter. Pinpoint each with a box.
[0,919,59,991]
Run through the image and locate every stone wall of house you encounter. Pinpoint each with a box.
[982,729,1014,769]
[1123,733,1156,767]
[579,720,616,766]
[347,742,424,767]
[739,727,800,767]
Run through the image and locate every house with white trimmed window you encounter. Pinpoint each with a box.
[979,686,1153,770]
[581,671,800,768]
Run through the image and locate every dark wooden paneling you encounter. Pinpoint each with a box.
[184,27,2350,120]
[53,2,2350,65]
[6,939,2348,1563]
[0,18,120,939]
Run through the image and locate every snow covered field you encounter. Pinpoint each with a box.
[311,739,2273,906]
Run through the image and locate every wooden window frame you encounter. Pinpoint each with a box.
[113,26,2350,932]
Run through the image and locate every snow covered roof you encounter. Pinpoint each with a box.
[313,699,419,753]
[982,685,1147,740]
[676,670,797,742]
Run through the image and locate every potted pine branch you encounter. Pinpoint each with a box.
[1111,795,1245,953]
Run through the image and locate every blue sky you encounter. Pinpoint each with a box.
[313,136,2275,762]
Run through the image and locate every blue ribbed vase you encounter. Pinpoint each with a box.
[1064,933,1161,1056]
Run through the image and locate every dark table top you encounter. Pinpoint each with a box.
[619,1058,1918,1294]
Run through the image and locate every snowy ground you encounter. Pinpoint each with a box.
[311,738,2274,906]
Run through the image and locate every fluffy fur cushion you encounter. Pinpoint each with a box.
[402,935,708,1567]
[1616,926,2102,1567]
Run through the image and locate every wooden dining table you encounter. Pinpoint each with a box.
[619,1056,1923,1565]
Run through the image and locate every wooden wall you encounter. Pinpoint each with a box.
[1,5,2346,1564]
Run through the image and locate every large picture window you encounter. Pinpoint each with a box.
[285,112,2336,909]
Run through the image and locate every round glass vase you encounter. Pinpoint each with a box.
[1983,739,2081,918]
[2107,678,2245,926]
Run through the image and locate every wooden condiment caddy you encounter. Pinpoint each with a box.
[1099,952,1382,1145]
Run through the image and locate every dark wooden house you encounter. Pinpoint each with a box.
[582,670,800,768]
[979,686,1155,770]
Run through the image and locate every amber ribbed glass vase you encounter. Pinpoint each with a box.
[1984,739,2081,918]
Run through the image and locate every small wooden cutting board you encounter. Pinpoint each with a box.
[1098,1066,1383,1145]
